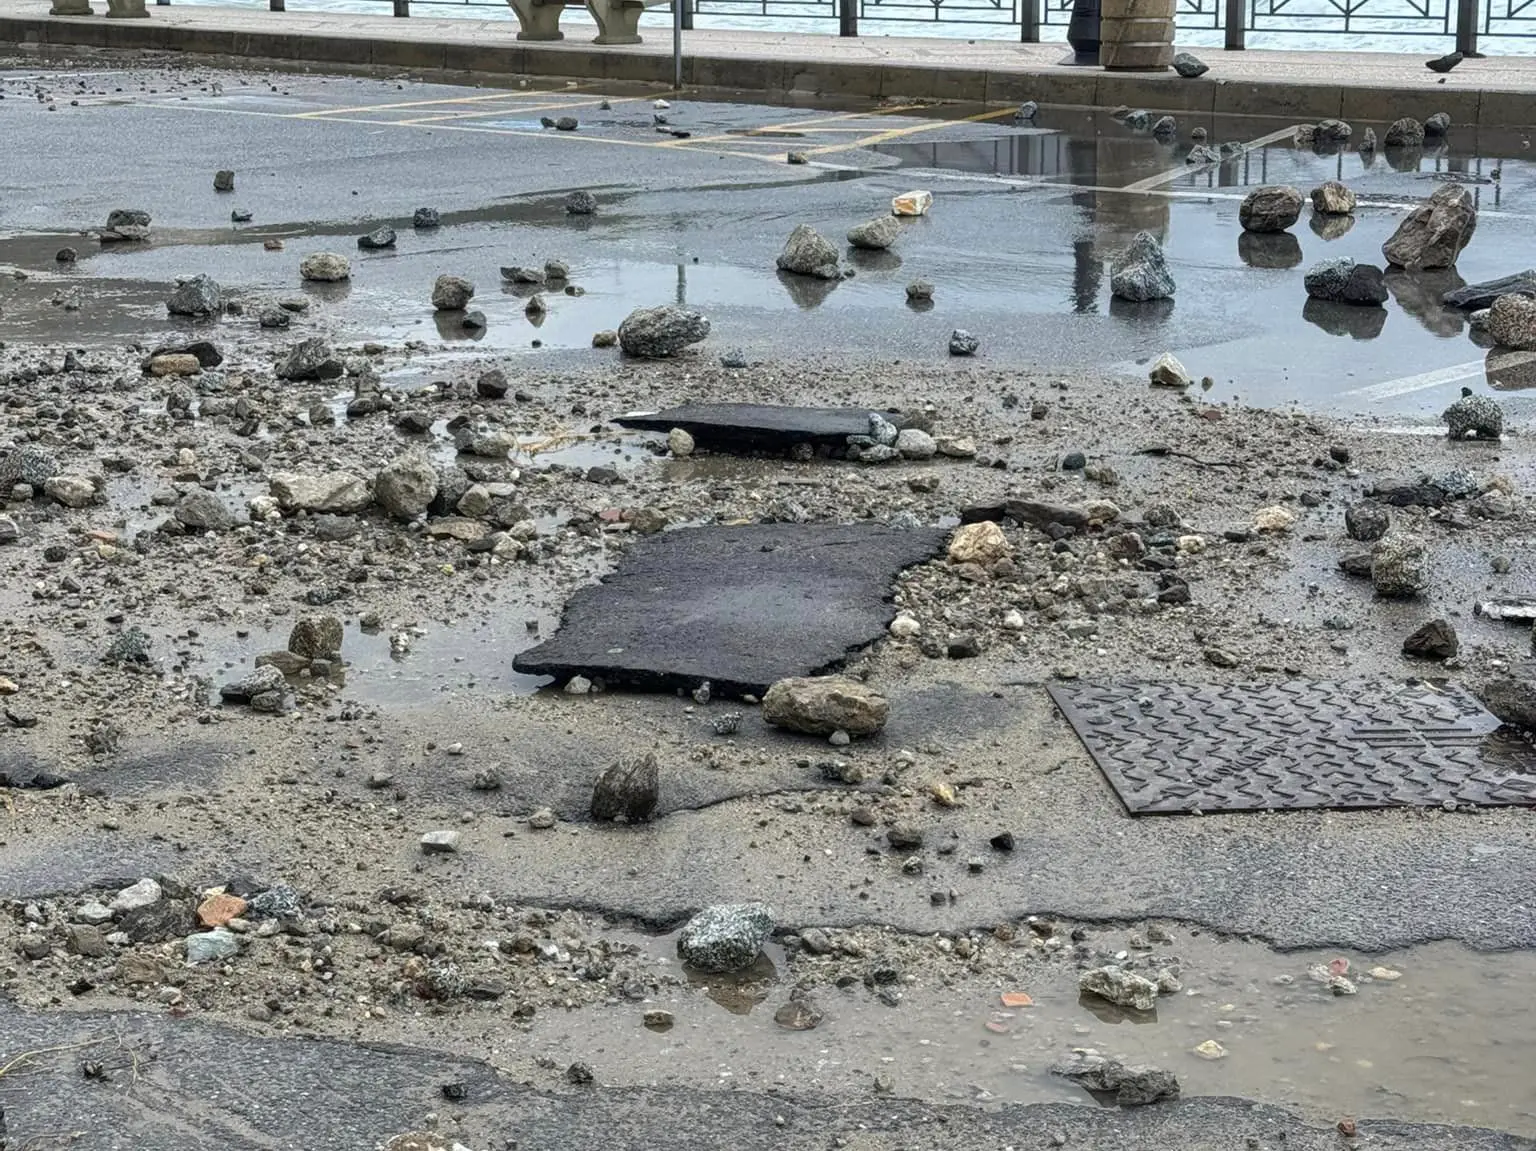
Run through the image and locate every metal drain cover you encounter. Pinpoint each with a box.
[1047,679,1536,815]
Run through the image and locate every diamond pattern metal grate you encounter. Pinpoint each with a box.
[1048,680,1536,815]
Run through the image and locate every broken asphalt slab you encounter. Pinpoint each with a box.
[514,522,947,695]
[0,1001,1530,1151]
[614,403,912,454]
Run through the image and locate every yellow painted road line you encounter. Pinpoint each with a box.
[288,86,594,119]
[1120,125,1296,191]
[397,95,616,125]
[662,103,930,148]
[799,105,1017,156]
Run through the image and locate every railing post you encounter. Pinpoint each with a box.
[1021,0,1040,41]
[1455,0,1478,56]
[839,0,858,36]
[269,0,285,11]
[1224,0,1245,48]
[393,0,409,13]
[681,0,693,32]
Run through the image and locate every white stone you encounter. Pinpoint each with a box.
[110,878,163,915]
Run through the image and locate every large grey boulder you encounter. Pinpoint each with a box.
[1442,271,1536,310]
[676,902,774,972]
[1371,534,1429,598]
[269,471,373,514]
[300,252,351,282]
[374,453,439,521]
[762,676,887,736]
[1442,390,1503,440]
[591,751,659,822]
[431,275,475,311]
[1382,185,1476,270]
[166,274,222,317]
[1384,116,1426,146]
[276,337,343,382]
[618,305,710,358]
[1310,180,1356,215]
[1488,294,1536,351]
[1239,186,1304,233]
[1303,258,1388,306]
[174,489,235,532]
[847,216,901,251]
[1109,231,1175,302]
[776,225,841,279]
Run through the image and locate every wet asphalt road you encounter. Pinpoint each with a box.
[2,66,1536,416]
[1,1001,1532,1151]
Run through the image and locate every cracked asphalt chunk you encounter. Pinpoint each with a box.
[514,522,947,695]
[615,403,914,454]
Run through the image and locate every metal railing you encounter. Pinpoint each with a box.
[256,0,1535,47]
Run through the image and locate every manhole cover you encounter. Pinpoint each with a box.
[1048,679,1536,814]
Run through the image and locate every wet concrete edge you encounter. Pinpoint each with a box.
[1,999,1534,1150]
[3,17,1536,127]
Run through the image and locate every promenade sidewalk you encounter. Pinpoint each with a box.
[3,0,1536,124]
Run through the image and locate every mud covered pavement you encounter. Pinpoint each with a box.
[3,53,1536,1151]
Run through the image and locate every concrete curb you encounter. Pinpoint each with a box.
[3,12,1535,126]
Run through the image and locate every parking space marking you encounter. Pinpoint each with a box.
[1342,360,1488,399]
[397,96,615,125]
[288,87,595,119]
[659,104,930,149]
[798,105,1018,156]
[1121,126,1299,191]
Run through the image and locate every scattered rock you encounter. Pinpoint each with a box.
[375,453,439,520]
[1080,965,1159,1011]
[288,614,343,659]
[1172,51,1208,77]
[1304,258,1388,306]
[476,369,509,399]
[420,830,462,854]
[564,190,598,215]
[101,207,151,242]
[1428,50,1463,72]
[1310,180,1356,215]
[1443,272,1536,310]
[431,275,475,311]
[299,252,351,282]
[618,305,710,358]
[1051,1054,1179,1106]
[1442,388,1503,439]
[220,665,287,704]
[895,428,936,460]
[1425,111,1452,137]
[949,521,1010,564]
[948,329,979,357]
[1240,186,1305,233]
[1345,501,1390,542]
[668,427,695,457]
[777,225,842,279]
[357,226,397,250]
[175,489,235,532]
[1403,619,1458,659]
[1372,534,1429,598]
[1382,184,1476,270]
[185,928,239,964]
[166,274,223,317]
[276,337,343,382]
[1384,116,1426,147]
[412,207,441,229]
[847,216,901,251]
[762,676,888,737]
[270,471,372,514]
[677,902,775,972]
[1151,116,1176,139]
[591,751,659,822]
[906,279,934,302]
[44,474,98,509]
[1109,232,1175,302]
[1148,352,1190,387]
[1488,294,1536,351]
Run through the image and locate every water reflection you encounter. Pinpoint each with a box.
[1238,231,1303,270]
[685,954,778,1015]
[1302,297,1387,340]
[777,270,840,310]
[1384,268,1467,337]
[1077,991,1158,1025]
[1487,348,1536,391]
[846,247,902,274]
[1309,212,1355,241]
[432,311,487,341]
[1383,145,1426,173]
[1108,295,1175,325]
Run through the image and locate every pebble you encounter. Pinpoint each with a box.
[529,808,557,830]
[421,830,462,854]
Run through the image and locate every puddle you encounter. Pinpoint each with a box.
[189,614,556,706]
[523,931,1536,1135]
